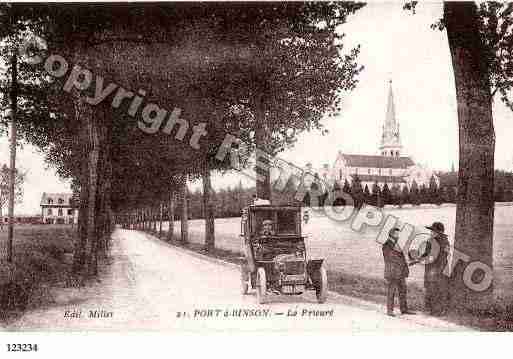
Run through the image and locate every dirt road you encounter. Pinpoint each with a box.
[9,229,469,332]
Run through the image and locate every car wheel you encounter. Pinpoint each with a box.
[316,266,328,304]
[241,265,249,295]
[256,267,267,304]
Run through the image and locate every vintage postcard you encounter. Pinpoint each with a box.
[0,1,512,351]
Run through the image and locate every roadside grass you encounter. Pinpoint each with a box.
[152,227,512,331]
[0,225,76,324]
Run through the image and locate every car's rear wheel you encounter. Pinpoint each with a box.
[241,264,249,295]
[256,267,267,304]
[316,266,328,304]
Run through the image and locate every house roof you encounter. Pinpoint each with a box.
[340,154,414,169]
[354,174,407,184]
[40,192,74,206]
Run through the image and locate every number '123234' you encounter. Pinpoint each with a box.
[7,344,38,352]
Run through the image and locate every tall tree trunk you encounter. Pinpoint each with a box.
[202,167,215,251]
[147,208,151,231]
[146,208,150,231]
[254,102,272,202]
[7,43,18,263]
[153,207,157,232]
[150,207,153,232]
[159,203,163,237]
[445,2,495,310]
[167,190,175,241]
[72,100,91,275]
[86,104,101,276]
[180,178,189,243]
[99,125,112,255]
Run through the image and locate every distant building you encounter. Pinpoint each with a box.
[40,192,78,224]
[305,80,439,190]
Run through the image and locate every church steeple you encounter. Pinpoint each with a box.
[379,79,402,157]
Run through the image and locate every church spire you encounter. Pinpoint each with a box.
[385,79,396,128]
[379,79,402,157]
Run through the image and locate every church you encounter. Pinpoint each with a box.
[306,80,438,191]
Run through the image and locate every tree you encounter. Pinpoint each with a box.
[434,187,443,206]
[166,190,175,242]
[403,0,513,310]
[363,183,371,207]
[443,2,496,309]
[331,180,345,206]
[0,164,24,230]
[391,184,401,206]
[371,182,382,208]
[351,175,364,209]
[428,175,440,204]
[447,186,457,204]
[202,167,215,251]
[180,178,189,243]
[400,185,410,208]
[382,182,391,206]
[342,179,351,194]
[410,180,420,206]
[0,5,40,259]
[419,184,428,204]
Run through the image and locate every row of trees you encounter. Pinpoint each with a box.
[311,176,444,208]
[1,3,363,276]
[439,169,513,203]
[181,168,513,219]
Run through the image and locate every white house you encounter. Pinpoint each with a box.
[40,192,78,224]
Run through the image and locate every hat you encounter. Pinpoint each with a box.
[425,221,445,234]
[262,219,273,225]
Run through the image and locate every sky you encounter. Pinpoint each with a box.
[1,2,513,214]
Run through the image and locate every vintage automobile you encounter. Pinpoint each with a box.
[240,204,327,304]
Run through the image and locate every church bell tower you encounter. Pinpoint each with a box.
[379,79,402,157]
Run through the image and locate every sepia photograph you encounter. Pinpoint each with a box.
[0,1,512,351]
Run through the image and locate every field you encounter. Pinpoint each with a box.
[164,203,513,303]
[0,225,76,322]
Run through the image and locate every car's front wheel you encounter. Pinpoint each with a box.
[316,266,328,304]
[256,267,267,304]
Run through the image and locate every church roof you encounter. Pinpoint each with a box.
[340,154,414,169]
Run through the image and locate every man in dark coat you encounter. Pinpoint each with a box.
[422,222,450,316]
[382,227,414,317]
